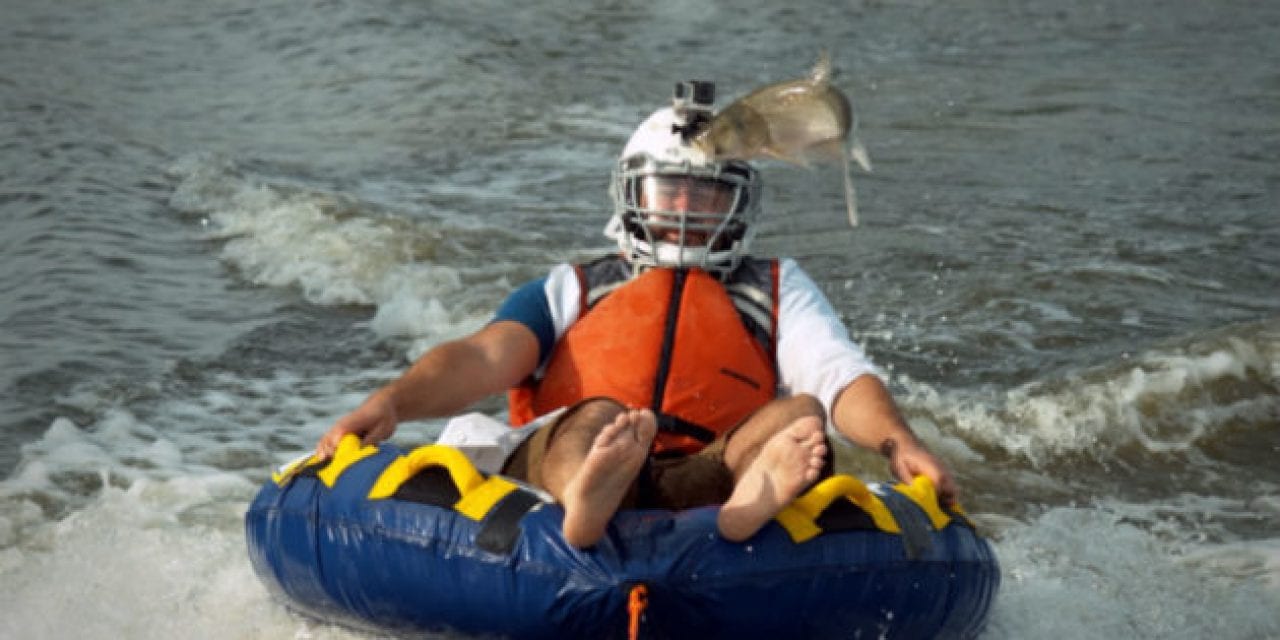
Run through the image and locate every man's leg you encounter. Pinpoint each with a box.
[717,394,829,542]
[534,398,656,548]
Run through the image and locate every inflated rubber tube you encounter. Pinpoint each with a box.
[245,439,999,639]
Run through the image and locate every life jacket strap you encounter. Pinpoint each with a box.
[655,413,717,445]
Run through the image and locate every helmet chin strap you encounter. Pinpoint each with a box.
[653,242,712,268]
[624,236,742,275]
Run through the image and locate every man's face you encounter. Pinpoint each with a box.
[637,176,735,245]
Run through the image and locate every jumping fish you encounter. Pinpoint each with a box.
[693,52,872,226]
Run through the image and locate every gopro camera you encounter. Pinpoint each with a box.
[673,80,716,111]
[672,80,715,140]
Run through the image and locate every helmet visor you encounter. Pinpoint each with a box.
[635,175,739,217]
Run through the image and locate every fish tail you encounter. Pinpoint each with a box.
[843,152,859,227]
[811,50,833,84]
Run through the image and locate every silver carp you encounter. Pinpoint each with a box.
[694,53,872,226]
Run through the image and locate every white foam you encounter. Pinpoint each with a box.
[0,360,463,638]
[986,506,1280,639]
[0,477,367,640]
[368,264,490,355]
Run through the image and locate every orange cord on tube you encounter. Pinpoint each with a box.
[627,583,649,640]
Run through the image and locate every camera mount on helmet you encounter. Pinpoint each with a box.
[671,80,715,142]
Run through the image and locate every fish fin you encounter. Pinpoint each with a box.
[810,50,833,85]
[843,152,859,227]
[850,138,872,172]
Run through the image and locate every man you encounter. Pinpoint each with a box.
[315,85,956,549]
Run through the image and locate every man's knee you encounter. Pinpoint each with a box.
[725,394,825,457]
[563,397,627,426]
[528,398,630,488]
[550,397,629,443]
[771,393,826,424]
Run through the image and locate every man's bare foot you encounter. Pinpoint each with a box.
[717,416,827,542]
[560,408,657,548]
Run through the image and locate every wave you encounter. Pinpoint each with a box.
[165,154,554,354]
[901,317,1279,464]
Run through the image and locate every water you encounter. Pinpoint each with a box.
[2,0,1278,637]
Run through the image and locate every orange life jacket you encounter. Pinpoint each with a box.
[508,257,779,455]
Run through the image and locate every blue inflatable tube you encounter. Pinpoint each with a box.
[246,437,999,639]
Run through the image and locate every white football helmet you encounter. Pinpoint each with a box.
[605,100,762,275]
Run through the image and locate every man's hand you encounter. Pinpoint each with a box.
[882,437,959,508]
[315,391,399,460]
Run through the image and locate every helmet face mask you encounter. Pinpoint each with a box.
[606,107,761,276]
